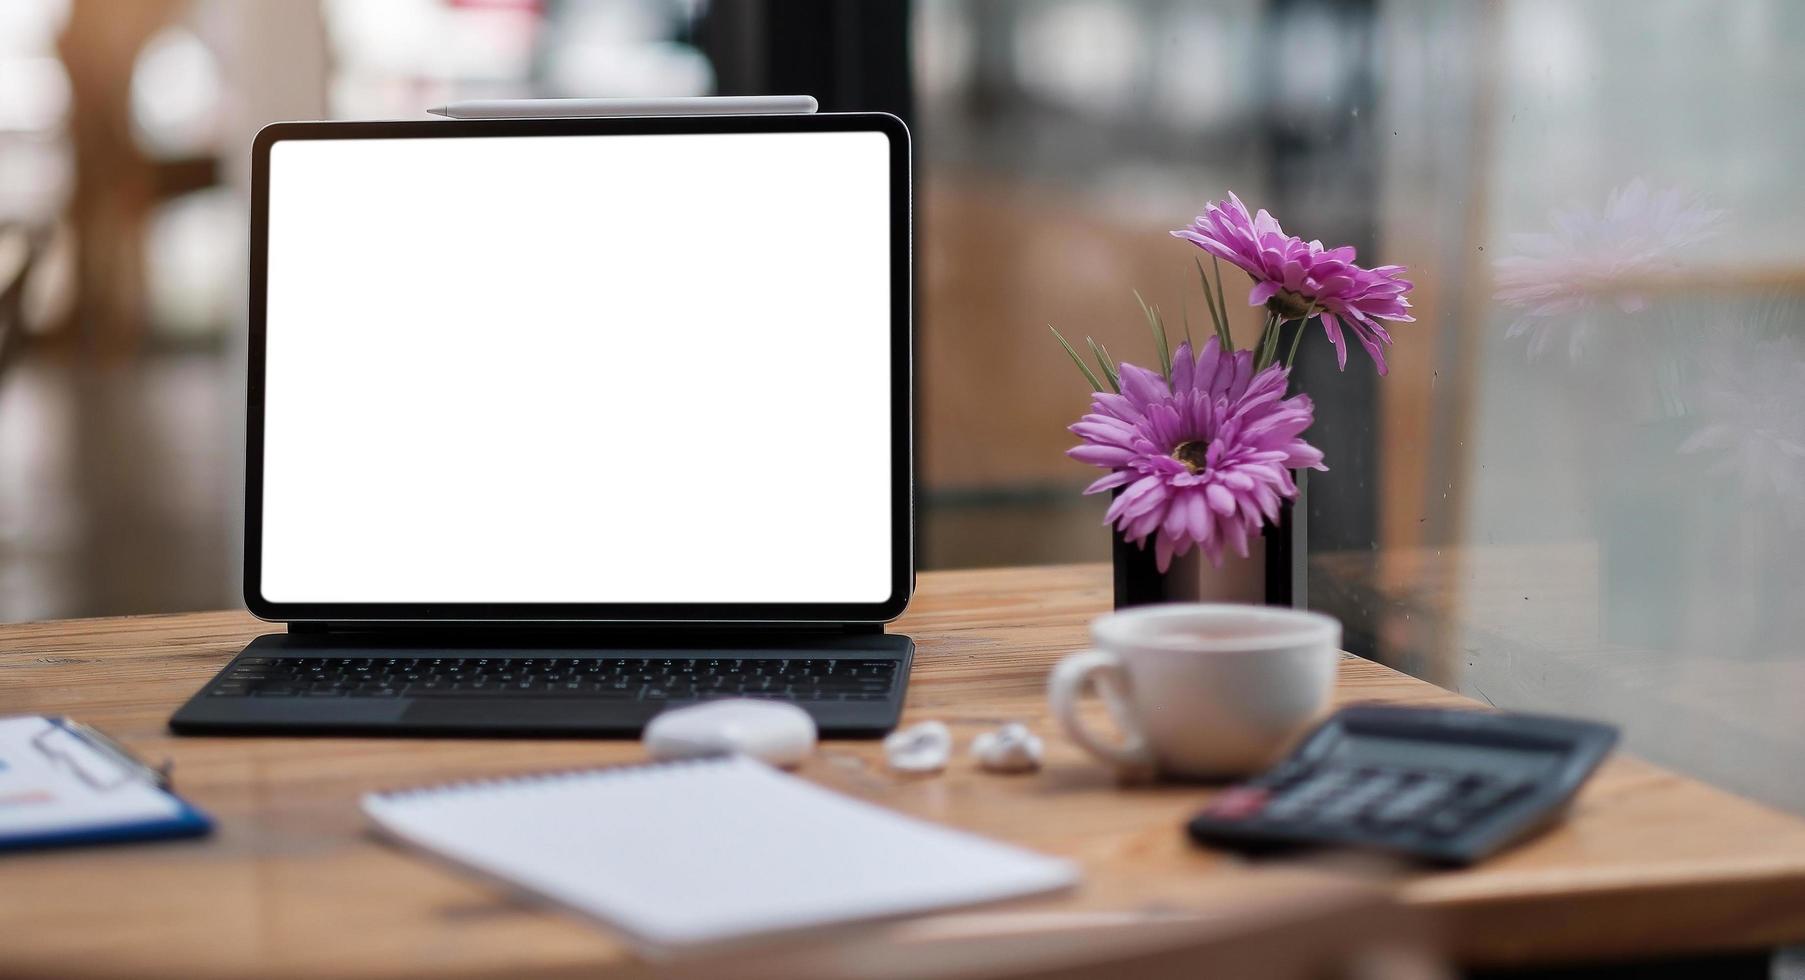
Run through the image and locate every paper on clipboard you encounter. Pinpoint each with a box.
[0,716,182,840]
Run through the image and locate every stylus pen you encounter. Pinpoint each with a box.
[425,96,819,119]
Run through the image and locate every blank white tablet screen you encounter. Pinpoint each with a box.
[259,130,894,604]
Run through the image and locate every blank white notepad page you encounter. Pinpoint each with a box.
[362,755,1078,953]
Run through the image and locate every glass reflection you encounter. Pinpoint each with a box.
[916,0,1805,814]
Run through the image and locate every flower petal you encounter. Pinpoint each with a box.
[1083,470,1134,495]
[1319,311,1350,370]
[1068,444,1136,468]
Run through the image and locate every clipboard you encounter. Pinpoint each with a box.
[0,715,211,852]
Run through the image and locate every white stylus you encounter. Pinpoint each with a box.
[425,96,819,119]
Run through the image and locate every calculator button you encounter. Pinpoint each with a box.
[1451,779,1535,822]
[1424,810,1471,837]
[1251,761,1314,790]
[1367,776,1457,828]
[1264,770,1357,821]
[1293,769,1357,798]
[1262,797,1309,822]
[1202,787,1270,821]
[1318,772,1406,824]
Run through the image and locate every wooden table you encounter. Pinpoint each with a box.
[6,564,1805,977]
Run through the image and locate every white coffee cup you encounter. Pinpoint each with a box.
[1049,604,1341,780]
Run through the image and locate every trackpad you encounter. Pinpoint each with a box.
[400,699,663,732]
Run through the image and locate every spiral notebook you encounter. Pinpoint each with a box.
[362,755,1079,955]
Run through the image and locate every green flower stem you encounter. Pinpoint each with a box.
[1133,289,1172,381]
[1254,310,1281,370]
[1284,300,1319,371]
[1210,256,1233,343]
[1196,258,1232,350]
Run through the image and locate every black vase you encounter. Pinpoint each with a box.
[1112,471,1307,610]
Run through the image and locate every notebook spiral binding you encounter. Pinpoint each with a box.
[369,753,739,802]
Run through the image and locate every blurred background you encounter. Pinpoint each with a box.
[3,0,1803,816]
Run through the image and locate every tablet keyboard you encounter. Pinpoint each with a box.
[206,656,900,703]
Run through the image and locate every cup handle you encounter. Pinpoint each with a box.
[1049,650,1155,770]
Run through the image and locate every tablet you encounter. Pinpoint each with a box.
[244,112,912,625]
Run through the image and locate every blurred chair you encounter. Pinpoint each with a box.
[54,0,217,357]
[0,222,37,380]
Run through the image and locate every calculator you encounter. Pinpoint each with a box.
[1186,705,1618,865]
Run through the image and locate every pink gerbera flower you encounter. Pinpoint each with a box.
[1171,193,1414,374]
[1494,179,1722,362]
[1068,338,1326,570]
